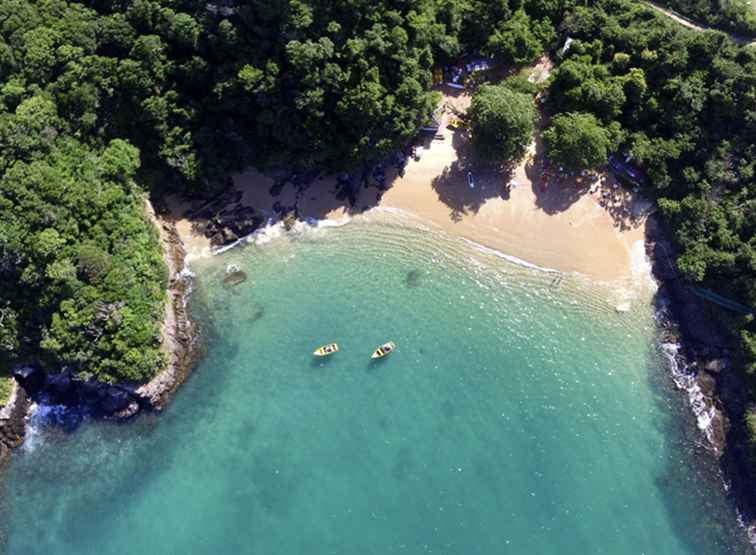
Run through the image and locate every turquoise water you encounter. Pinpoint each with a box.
[2,213,749,554]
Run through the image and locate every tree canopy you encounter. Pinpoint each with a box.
[469,84,536,162]
[543,112,618,171]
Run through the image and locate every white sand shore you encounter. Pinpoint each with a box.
[170,88,652,282]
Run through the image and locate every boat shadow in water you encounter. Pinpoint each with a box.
[310,356,336,369]
[367,356,392,371]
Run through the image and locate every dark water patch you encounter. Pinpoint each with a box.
[392,446,415,480]
[405,269,422,288]
[248,303,265,325]
[377,416,390,431]
[250,451,300,517]
[441,399,456,419]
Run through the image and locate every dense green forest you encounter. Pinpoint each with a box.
[1,0,756,473]
[655,0,756,37]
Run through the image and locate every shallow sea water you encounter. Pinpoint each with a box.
[2,212,750,554]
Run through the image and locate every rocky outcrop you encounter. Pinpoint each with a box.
[646,217,756,538]
[0,383,31,468]
[12,365,141,418]
[185,189,265,248]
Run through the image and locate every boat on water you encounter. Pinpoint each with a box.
[313,343,339,357]
[371,341,396,359]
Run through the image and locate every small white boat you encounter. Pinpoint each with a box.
[313,343,339,357]
[467,171,475,189]
[371,341,396,359]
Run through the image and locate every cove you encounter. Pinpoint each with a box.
[2,213,749,554]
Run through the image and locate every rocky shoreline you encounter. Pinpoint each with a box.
[138,199,200,412]
[646,217,756,545]
[0,384,30,470]
[0,199,200,462]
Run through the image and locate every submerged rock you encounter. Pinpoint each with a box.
[282,210,297,231]
[223,270,248,287]
[405,269,422,288]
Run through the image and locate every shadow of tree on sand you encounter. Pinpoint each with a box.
[524,116,591,216]
[524,111,648,232]
[430,128,515,222]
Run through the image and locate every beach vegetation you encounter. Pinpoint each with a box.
[543,112,618,172]
[469,84,536,163]
[0,373,12,406]
[484,9,556,66]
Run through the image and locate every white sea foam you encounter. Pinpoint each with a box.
[660,342,720,450]
[304,214,352,228]
[21,403,42,453]
[177,265,195,280]
[630,239,656,291]
[460,238,560,274]
[210,214,354,256]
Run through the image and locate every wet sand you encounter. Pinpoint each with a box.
[170,88,652,282]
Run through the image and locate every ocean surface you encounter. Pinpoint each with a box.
[1,212,750,554]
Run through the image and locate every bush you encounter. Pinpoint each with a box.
[543,112,616,171]
[469,84,536,163]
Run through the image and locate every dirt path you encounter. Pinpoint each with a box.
[643,0,756,46]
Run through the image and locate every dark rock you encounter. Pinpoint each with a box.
[698,370,717,398]
[231,217,262,236]
[79,379,105,405]
[12,365,44,394]
[100,387,132,414]
[704,358,727,374]
[223,270,248,287]
[223,227,239,243]
[45,372,76,405]
[210,232,225,246]
[282,211,297,231]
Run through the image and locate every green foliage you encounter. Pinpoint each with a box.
[0,138,167,383]
[0,373,12,405]
[484,10,556,66]
[746,407,756,460]
[469,84,536,162]
[543,112,617,171]
[502,74,540,95]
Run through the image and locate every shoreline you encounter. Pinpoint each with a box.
[646,219,756,547]
[137,199,200,412]
[170,89,652,283]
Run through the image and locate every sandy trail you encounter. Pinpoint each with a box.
[642,0,756,46]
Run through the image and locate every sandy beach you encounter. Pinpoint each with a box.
[169,86,652,282]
